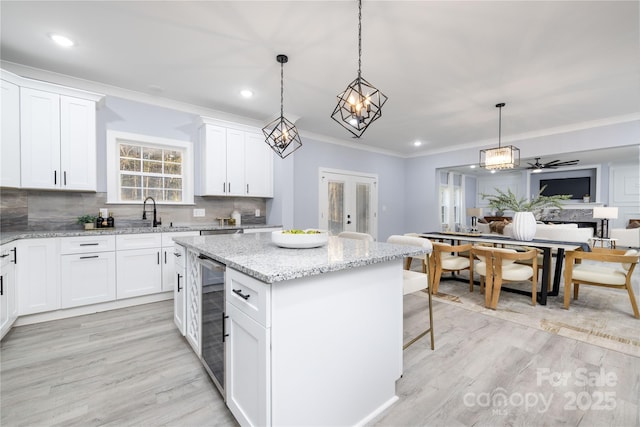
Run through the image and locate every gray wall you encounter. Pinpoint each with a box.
[288,137,406,241]
[404,120,640,234]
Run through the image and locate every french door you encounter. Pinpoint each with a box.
[319,169,378,240]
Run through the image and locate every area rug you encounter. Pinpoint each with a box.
[412,269,640,357]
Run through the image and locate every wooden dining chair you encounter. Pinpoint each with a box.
[471,246,538,309]
[563,248,639,318]
[430,241,474,294]
[387,235,434,350]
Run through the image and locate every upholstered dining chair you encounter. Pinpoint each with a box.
[563,248,639,318]
[337,231,374,241]
[402,233,428,273]
[387,235,434,350]
[471,246,538,309]
[430,241,474,294]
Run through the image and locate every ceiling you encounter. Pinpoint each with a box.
[1,1,639,157]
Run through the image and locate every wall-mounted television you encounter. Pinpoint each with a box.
[540,177,590,200]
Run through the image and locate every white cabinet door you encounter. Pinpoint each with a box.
[116,248,162,299]
[225,302,270,427]
[60,252,116,308]
[173,245,186,335]
[244,132,273,197]
[1,79,21,188]
[162,247,176,292]
[60,95,96,191]
[1,245,17,339]
[20,88,60,189]
[198,124,227,196]
[17,238,60,315]
[226,129,245,196]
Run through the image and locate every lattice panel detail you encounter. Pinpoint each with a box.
[186,250,201,352]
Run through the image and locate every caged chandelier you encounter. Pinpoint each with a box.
[262,54,302,159]
[480,102,520,170]
[331,0,388,138]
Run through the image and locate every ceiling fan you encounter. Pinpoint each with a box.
[526,157,579,172]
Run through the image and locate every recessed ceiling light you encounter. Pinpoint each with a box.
[469,164,476,169]
[413,141,422,147]
[490,170,497,174]
[49,33,75,47]
[240,89,253,98]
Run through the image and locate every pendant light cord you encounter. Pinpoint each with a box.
[357,0,362,78]
[280,60,284,118]
[498,105,501,148]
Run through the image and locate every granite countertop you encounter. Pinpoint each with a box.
[174,233,428,284]
[0,224,280,246]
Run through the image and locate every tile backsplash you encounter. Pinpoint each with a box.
[0,188,267,231]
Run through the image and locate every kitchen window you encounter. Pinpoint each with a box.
[106,131,194,204]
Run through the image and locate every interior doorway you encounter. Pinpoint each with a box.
[319,168,378,240]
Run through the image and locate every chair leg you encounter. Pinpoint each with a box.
[427,280,435,350]
[484,274,493,308]
[563,277,572,310]
[433,264,442,294]
[574,283,580,300]
[490,276,503,310]
[625,280,640,319]
[404,257,412,271]
[531,267,538,306]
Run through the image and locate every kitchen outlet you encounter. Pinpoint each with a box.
[255,209,260,217]
[193,208,205,217]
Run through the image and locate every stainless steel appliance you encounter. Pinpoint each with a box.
[197,254,226,396]
[200,228,243,236]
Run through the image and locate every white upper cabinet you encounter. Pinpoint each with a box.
[21,88,97,191]
[196,119,273,197]
[1,78,21,188]
[2,69,102,191]
[60,95,97,191]
[244,131,273,197]
[20,88,61,189]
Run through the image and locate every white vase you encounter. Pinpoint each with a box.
[512,212,536,241]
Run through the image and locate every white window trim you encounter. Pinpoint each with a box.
[106,130,194,204]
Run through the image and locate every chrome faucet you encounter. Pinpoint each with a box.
[142,196,161,227]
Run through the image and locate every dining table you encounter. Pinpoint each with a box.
[419,232,591,305]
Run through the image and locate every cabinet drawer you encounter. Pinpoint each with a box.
[226,268,270,327]
[161,231,199,247]
[173,244,186,268]
[59,235,116,254]
[116,233,162,250]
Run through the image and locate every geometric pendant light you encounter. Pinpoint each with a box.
[479,102,520,170]
[331,0,388,138]
[262,54,302,159]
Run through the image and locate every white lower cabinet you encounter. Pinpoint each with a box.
[17,238,60,315]
[59,235,116,308]
[225,302,270,426]
[1,244,18,339]
[116,234,162,299]
[173,244,187,335]
[61,252,116,308]
[116,247,162,299]
[162,231,199,292]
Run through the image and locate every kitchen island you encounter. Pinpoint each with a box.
[173,232,427,427]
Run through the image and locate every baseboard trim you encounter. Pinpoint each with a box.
[14,292,173,326]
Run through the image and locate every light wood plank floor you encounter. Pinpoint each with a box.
[2,297,639,426]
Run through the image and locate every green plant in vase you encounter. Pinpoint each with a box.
[77,214,97,230]
[481,186,570,241]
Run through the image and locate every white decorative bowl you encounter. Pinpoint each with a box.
[271,230,329,249]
